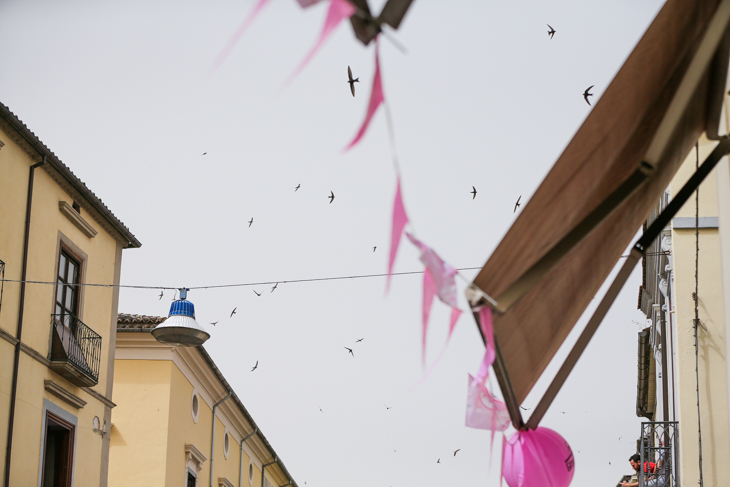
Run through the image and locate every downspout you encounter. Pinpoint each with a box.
[4,157,47,487]
[261,458,278,487]
[238,428,257,487]
[210,392,232,487]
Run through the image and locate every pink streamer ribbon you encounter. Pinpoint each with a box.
[208,0,273,74]
[386,177,408,293]
[465,306,509,439]
[283,0,356,87]
[405,232,462,368]
[344,38,384,151]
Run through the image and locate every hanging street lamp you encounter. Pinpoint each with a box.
[151,288,210,346]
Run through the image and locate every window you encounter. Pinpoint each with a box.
[41,411,75,487]
[55,249,81,320]
[248,462,254,485]
[191,392,200,423]
[187,470,197,487]
[223,432,230,458]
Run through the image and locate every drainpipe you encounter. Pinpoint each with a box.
[238,428,257,487]
[210,392,232,487]
[4,157,47,487]
[261,458,278,487]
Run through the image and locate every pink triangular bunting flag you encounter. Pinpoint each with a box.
[283,0,355,87]
[386,177,408,293]
[344,38,384,151]
[208,0,273,74]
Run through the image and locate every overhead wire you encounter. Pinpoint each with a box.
[0,267,485,292]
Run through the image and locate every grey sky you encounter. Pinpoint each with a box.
[1,0,665,485]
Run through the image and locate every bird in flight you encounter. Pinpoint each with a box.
[373,246,376,252]
[583,85,594,106]
[547,24,556,39]
[248,218,253,227]
[253,290,261,296]
[202,152,207,155]
[230,308,237,317]
[520,406,531,411]
[251,361,258,371]
[210,321,218,326]
[158,291,163,300]
[347,66,359,97]
[385,405,392,410]
[437,458,441,464]
[295,184,300,192]
[271,283,278,293]
[344,346,354,357]
[356,338,364,342]
[514,195,522,213]
[319,407,323,413]
[328,191,335,204]
[453,449,460,456]
[471,186,477,199]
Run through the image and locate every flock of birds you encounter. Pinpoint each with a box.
[160,22,606,479]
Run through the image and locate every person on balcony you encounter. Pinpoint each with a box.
[620,454,656,487]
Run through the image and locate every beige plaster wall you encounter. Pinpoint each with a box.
[670,137,730,487]
[109,359,173,486]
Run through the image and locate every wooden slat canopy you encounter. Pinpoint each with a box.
[470,0,730,424]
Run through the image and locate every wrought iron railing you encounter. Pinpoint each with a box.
[639,421,679,487]
[50,313,101,383]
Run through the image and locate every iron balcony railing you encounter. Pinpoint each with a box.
[639,421,679,487]
[50,313,101,383]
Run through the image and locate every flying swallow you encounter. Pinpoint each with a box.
[385,405,392,409]
[248,218,253,227]
[547,24,556,39]
[202,152,207,155]
[583,85,594,106]
[514,195,522,213]
[347,66,359,97]
[319,407,323,413]
[210,321,218,326]
[453,449,460,456]
[356,338,364,342]
[271,282,278,293]
[471,186,477,199]
[520,406,531,411]
[373,246,376,252]
[328,191,335,204]
[158,291,164,300]
[295,184,300,192]
[230,307,237,317]
[253,290,261,296]
[437,459,440,464]
[251,360,258,371]
[344,346,354,357]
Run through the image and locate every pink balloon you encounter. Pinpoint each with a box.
[502,427,575,487]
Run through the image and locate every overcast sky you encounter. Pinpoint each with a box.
[1,0,666,485]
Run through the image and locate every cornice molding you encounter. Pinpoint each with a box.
[59,201,98,238]
[218,478,235,487]
[44,380,87,409]
[185,443,207,472]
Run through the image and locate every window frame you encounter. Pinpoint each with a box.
[55,245,83,321]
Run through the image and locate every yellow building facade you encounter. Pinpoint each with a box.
[0,103,141,486]
[639,130,730,487]
[111,314,299,487]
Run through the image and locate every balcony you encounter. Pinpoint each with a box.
[49,313,101,387]
[639,421,678,487]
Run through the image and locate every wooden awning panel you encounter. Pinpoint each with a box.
[472,0,726,405]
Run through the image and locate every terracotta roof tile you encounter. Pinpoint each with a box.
[117,313,166,329]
